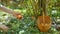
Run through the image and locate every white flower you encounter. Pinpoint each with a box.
[19,30,25,34]
[57,19,60,22]
[52,10,57,14]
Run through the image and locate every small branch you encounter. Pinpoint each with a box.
[0,5,15,14]
[0,4,23,19]
[0,24,9,32]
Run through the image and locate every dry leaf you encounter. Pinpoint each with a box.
[36,16,52,32]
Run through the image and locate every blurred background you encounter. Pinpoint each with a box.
[0,0,60,34]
